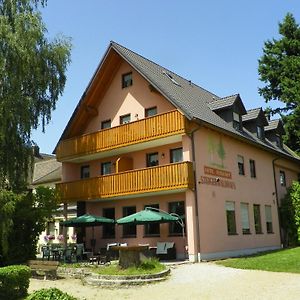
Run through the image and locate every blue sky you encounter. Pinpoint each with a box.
[32,0,300,154]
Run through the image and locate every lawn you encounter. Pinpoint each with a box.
[216,247,300,273]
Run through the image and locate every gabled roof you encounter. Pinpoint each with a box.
[32,166,61,185]
[265,119,285,134]
[208,94,247,114]
[54,41,299,162]
[32,158,61,185]
[242,108,269,126]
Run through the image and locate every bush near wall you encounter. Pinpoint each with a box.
[0,265,31,299]
[26,288,78,300]
[280,181,300,246]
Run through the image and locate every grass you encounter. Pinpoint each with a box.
[95,258,166,276]
[216,247,300,273]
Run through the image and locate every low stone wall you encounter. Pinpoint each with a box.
[58,267,92,279]
[58,266,171,287]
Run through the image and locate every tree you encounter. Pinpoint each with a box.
[258,13,300,153]
[280,181,300,246]
[0,0,71,191]
[0,186,58,265]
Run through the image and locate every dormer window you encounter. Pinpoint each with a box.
[122,72,132,88]
[233,112,241,131]
[275,134,282,148]
[257,126,264,140]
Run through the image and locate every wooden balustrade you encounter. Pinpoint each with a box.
[56,110,188,161]
[57,162,194,202]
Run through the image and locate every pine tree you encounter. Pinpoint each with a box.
[258,13,300,153]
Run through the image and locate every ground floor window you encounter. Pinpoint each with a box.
[226,201,237,235]
[103,208,115,238]
[122,206,136,237]
[253,204,262,234]
[46,221,55,236]
[240,203,250,234]
[144,204,160,236]
[265,205,273,233]
[168,201,185,236]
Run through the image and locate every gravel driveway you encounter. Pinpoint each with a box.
[28,262,300,300]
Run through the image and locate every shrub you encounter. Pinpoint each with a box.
[0,265,31,299]
[280,181,300,246]
[26,288,78,300]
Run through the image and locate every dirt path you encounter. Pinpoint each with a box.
[29,263,300,300]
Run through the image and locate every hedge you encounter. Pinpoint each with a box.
[26,288,78,300]
[0,265,31,299]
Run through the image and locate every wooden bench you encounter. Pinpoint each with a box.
[28,260,59,280]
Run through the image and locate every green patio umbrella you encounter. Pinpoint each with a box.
[116,207,179,225]
[61,213,115,227]
[61,214,115,252]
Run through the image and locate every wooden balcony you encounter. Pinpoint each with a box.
[56,110,189,162]
[57,162,194,203]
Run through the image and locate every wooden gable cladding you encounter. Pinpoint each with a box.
[66,49,123,138]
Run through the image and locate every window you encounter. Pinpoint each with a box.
[240,203,250,234]
[170,148,183,163]
[146,152,159,167]
[226,201,237,235]
[122,72,132,88]
[257,126,264,139]
[101,162,112,175]
[101,119,111,129]
[169,201,185,236]
[145,106,157,117]
[233,112,241,131]
[103,208,115,238]
[80,165,90,179]
[122,206,136,237]
[144,204,160,236]
[120,114,131,125]
[253,204,262,234]
[46,222,55,235]
[237,155,245,175]
[265,205,273,233]
[279,170,286,186]
[249,159,256,178]
[275,135,282,148]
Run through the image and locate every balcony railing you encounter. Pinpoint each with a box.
[57,162,194,202]
[56,110,189,161]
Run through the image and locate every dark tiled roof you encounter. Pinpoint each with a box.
[32,158,61,185]
[242,108,261,122]
[208,94,237,110]
[56,41,299,162]
[265,119,280,131]
[242,108,269,126]
[32,166,61,185]
[111,42,251,139]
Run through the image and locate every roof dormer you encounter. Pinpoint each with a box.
[208,94,247,132]
[242,108,269,140]
[265,119,285,148]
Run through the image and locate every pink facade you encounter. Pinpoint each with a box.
[57,42,300,261]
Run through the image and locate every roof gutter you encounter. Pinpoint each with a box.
[189,120,202,261]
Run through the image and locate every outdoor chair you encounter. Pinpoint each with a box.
[99,248,111,265]
[63,247,76,263]
[107,243,119,260]
[75,243,84,261]
[156,242,176,260]
[41,246,51,261]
